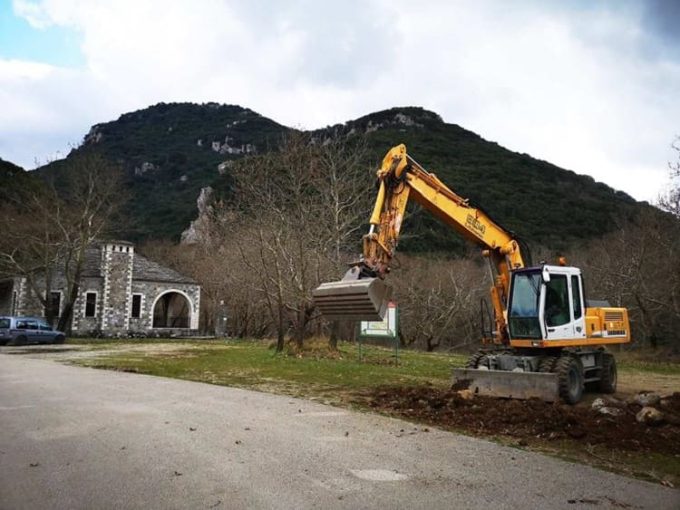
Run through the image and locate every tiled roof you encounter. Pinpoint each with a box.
[80,245,195,284]
[132,254,195,284]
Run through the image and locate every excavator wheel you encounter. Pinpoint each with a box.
[538,356,558,373]
[465,350,486,369]
[598,353,617,394]
[555,354,584,405]
[476,355,491,370]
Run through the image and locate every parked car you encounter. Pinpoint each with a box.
[0,317,66,345]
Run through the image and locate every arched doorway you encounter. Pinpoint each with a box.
[152,291,191,328]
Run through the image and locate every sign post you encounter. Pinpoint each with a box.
[357,301,399,364]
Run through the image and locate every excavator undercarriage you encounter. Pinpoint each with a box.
[454,347,618,403]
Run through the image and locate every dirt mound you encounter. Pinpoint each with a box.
[354,387,680,454]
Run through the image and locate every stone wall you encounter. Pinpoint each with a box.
[15,274,70,322]
[72,277,105,333]
[16,277,42,317]
[101,243,134,332]
[130,280,201,333]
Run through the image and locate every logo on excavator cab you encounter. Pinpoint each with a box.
[465,214,486,238]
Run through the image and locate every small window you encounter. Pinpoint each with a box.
[0,318,10,328]
[39,322,52,331]
[85,292,97,318]
[50,292,61,318]
[571,275,582,320]
[131,294,142,319]
[545,275,570,327]
[16,320,28,329]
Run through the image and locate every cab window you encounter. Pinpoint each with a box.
[571,275,582,320]
[545,275,570,327]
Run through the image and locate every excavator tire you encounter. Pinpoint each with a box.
[556,354,584,405]
[476,355,491,370]
[538,356,558,373]
[465,350,486,369]
[598,352,617,394]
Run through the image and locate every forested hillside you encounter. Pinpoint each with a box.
[0,158,39,202]
[325,107,640,254]
[37,103,289,240]
[11,102,643,253]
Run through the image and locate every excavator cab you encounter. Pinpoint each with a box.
[507,265,587,343]
[506,265,630,347]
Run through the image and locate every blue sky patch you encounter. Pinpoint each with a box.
[0,0,83,67]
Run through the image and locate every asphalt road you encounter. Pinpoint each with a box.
[0,353,677,510]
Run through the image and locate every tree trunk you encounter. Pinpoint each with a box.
[634,293,655,349]
[275,301,286,353]
[58,272,82,334]
[294,307,305,349]
[426,335,439,352]
[329,321,339,350]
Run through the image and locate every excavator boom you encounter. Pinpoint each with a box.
[312,144,523,342]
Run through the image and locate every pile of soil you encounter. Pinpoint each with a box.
[353,386,680,454]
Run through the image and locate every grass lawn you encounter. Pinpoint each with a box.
[69,339,466,401]
[64,338,680,486]
[66,338,679,395]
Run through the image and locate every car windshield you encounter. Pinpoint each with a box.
[508,271,542,339]
[0,318,9,328]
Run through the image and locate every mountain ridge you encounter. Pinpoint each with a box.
[6,102,642,253]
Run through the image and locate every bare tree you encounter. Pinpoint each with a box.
[187,132,371,352]
[0,153,124,331]
[55,154,124,331]
[393,255,487,351]
[570,209,680,349]
[0,185,63,326]
[659,137,680,217]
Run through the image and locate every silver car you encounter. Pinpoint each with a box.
[0,316,66,345]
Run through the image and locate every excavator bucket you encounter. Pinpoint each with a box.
[313,277,392,321]
[452,368,559,402]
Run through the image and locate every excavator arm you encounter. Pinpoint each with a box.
[314,144,524,343]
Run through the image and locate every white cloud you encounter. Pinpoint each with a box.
[3,0,679,202]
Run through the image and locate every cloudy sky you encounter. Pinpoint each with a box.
[1,0,678,202]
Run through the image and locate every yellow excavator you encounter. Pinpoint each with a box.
[313,144,631,404]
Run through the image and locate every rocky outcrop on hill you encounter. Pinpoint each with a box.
[181,186,215,244]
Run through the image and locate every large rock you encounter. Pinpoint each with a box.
[635,406,664,425]
[592,396,625,411]
[634,392,661,407]
[181,186,215,244]
[591,398,606,411]
[591,398,623,416]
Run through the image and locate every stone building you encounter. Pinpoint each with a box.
[0,241,200,336]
